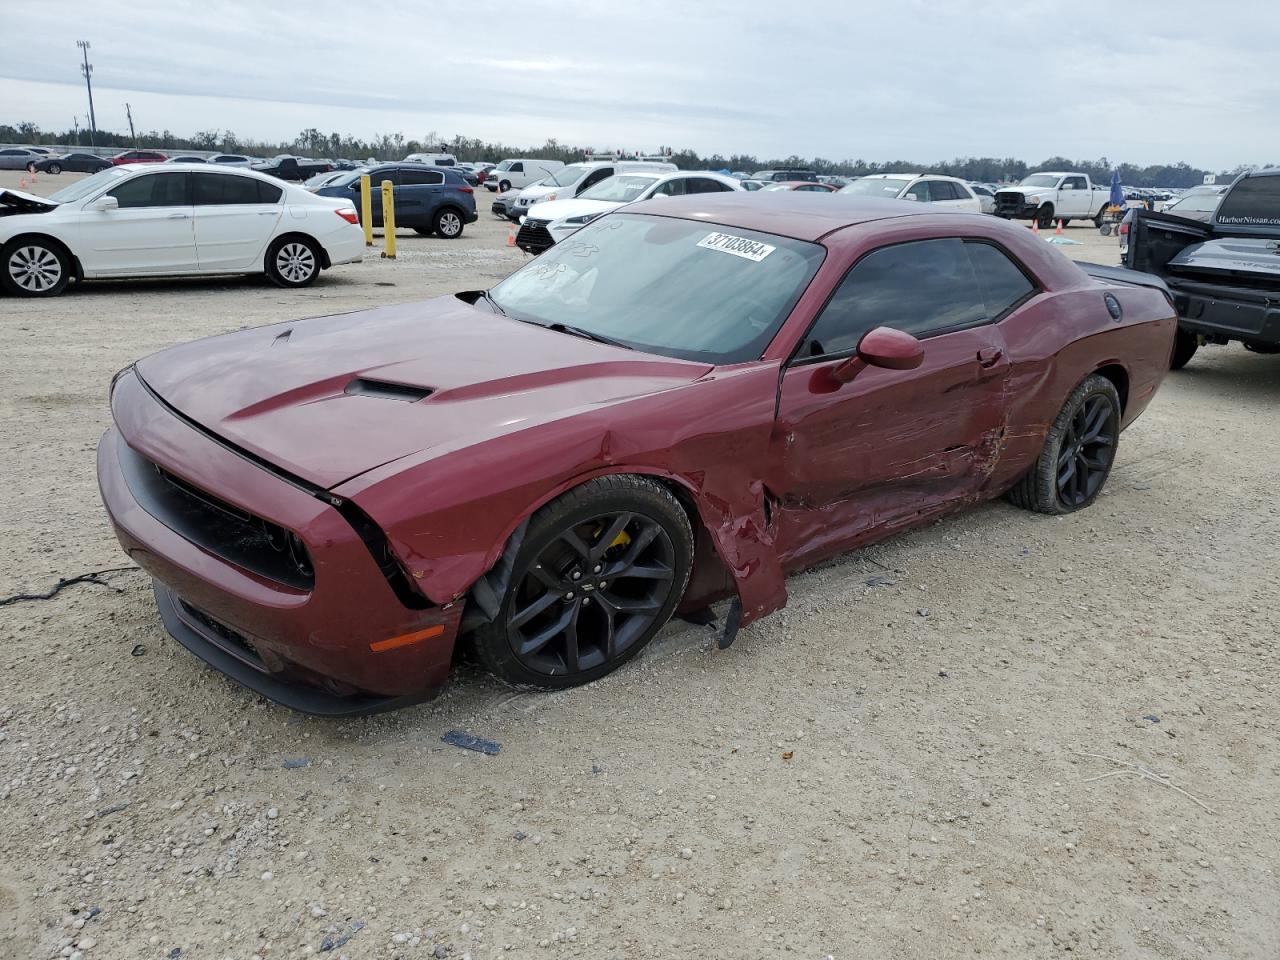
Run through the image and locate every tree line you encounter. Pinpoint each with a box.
[2,121,1268,189]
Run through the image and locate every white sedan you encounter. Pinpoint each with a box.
[837,173,982,212]
[0,164,365,297]
[516,171,743,254]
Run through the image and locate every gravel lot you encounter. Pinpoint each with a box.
[1,169,1277,960]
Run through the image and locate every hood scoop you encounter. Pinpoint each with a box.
[344,378,433,402]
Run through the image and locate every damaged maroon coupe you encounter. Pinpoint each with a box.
[98,194,1176,714]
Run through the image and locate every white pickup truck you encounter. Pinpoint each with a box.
[994,172,1111,229]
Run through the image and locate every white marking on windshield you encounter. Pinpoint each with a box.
[696,232,776,262]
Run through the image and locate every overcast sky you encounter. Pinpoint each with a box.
[3,0,1277,168]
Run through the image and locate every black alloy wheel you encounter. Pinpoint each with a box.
[1055,393,1118,509]
[472,476,693,688]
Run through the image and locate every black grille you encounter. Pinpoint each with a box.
[516,219,555,254]
[118,439,315,590]
[180,600,267,671]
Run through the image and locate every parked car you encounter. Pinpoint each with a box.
[0,164,363,297]
[251,155,332,182]
[517,171,741,253]
[994,172,1110,228]
[208,154,254,166]
[472,162,497,184]
[760,181,838,192]
[111,149,167,165]
[313,164,477,238]
[838,174,982,212]
[510,160,678,219]
[1157,192,1222,223]
[304,170,351,191]
[29,152,111,175]
[1124,168,1280,368]
[403,152,458,167]
[739,180,769,192]
[752,169,820,182]
[968,182,997,214]
[0,147,48,170]
[165,155,207,163]
[485,158,566,193]
[490,190,523,220]
[96,193,1176,713]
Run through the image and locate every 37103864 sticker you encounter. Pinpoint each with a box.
[696,232,776,262]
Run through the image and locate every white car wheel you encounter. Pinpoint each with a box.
[2,240,70,297]
[267,239,320,288]
[435,209,464,239]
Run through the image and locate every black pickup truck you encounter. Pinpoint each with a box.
[1124,169,1280,368]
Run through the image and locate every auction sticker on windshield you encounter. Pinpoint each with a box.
[697,232,776,262]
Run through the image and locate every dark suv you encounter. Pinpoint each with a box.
[315,164,478,238]
[752,169,820,182]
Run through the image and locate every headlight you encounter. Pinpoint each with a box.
[563,213,599,226]
[1027,195,1043,204]
[545,192,557,202]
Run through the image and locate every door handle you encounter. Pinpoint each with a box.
[256,211,278,215]
[977,347,1004,368]
[167,212,189,219]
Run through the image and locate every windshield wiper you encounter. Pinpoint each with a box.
[545,323,633,350]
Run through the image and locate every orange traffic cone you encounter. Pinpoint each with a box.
[506,224,516,248]
[18,178,27,188]
[1031,220,1040,236]
[1055,219,1064,235]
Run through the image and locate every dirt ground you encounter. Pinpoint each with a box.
[1,169,1277,960]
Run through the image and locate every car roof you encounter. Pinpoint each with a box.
[116,162,274,179]
[624,192,940,242]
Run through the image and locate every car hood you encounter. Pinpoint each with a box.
[527,198,622,223]
[1169,238,1280,278]
[0,188,58,216]
[133,295,711,490]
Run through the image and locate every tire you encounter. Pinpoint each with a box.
[1006,373,1121,515]
[434,207,464,239]
[1059,219,1070,227]
[1170,328,1199,369]
[499,179,512,193]
[1036,204,1055,229]
[413,227,433,237]
[1242,341,1280,355]
[265,236,321,288]
[1,237,71,297]
[471,475,694,689]
[48,163,61,175]
[1093,207,1106,229]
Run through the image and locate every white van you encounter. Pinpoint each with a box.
[403,152,458,167]
[510,160,678,216]
[485,158,566,192]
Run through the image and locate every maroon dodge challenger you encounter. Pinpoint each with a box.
[98,194,1176,714]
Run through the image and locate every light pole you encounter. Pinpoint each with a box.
[77,40,97,147]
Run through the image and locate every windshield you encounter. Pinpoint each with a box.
[838,177,910,198]
[547,164,593,187]
[495,160,514,171]
[579,175,661,203]
[488,213,825,364]
[48,167,126,203]
[1019,174,1061,187]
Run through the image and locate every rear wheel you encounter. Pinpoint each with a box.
[1,238,71,297]
[1170,328,1199,369]
[1242,341,1280,355]
[434,207,464,239]
[471,475,693,689]
[1006,374,1121,515]
[265,236,321,288]
[1093,207,1106,228]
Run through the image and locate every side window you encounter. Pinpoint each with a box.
[192,173,261,205]
[652,178,688,197]
[691,178,733,193]
[1215,177,1280,223]
[927,180,957,201]
[369,168,400,186]
[257,180,283,203]
[1064,176,1086,191]
[798,184,826,192]
[580,168,612,192]
[401,169,444,185]
[903,181,930,202]
[108,173,188,208]
[803,238,986,356]
[509,162,524,173]
[964,242,1035,319]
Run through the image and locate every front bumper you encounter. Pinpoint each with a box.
[97,372,462,714]
[994,195,1041,219]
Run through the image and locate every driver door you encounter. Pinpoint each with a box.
[770,237,1013,569]
[76,171,198,276]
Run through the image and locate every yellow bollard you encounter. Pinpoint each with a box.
[359,174,373,247]
[380,180,396,259]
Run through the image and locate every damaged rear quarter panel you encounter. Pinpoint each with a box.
[331,361,789,624]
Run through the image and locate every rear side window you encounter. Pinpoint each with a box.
[928,180,959,201]
[108,173,187,207]
[192,173,261,205]
[257,180,283,203]
[1216,177,1280,225]
[401,168,444,185]
[966,242,1035,318]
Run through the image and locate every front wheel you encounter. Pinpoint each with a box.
[1006,374,1121,515]
[1036,204,1055,229]
[434,207,464,239]
[499,179,512,193]
[1170,328,1199,369]
[47,162,62,175]
[265,236,321,288]
[471,475,694,689]
[1,238,71,297]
